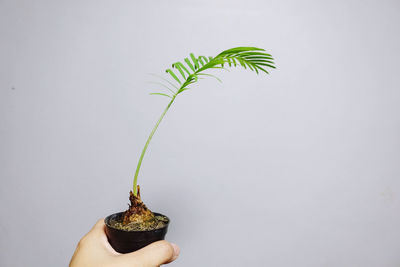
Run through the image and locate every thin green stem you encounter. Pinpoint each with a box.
[133,95,176,196]
[133,70,200,195]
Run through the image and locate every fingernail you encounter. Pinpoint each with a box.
[170,243,180,257]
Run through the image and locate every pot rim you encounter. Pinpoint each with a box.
[104,211,170,233]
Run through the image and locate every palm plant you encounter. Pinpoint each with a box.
[132,46,275,197]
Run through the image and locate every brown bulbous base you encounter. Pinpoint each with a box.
[122,185,155,224]
[108,185,168,231]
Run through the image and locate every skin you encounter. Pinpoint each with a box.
[69,219,180,267]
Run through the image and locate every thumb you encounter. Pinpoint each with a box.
[120,240,180,266]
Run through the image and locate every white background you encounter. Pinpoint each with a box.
[1,0,399,266]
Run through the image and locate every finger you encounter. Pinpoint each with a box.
[91,219,105,233]
[85,219,106,238]
[164,243,180,264]
[80,219,106,245]
[92,219,121,255]
[121,240,179,266]
[81,219,120,256]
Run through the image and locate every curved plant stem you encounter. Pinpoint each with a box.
[132,47,275,196]
[133,95,176,196]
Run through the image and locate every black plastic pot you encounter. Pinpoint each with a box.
[105,212,170,253]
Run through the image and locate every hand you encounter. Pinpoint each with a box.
[69,219,180,267]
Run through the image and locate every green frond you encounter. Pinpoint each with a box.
[236,57,247,69]
[247,59,275,64]
[199,56,209,64]
[162,46,274,96]
[216,47,265,56]
[245,62,255,71]
[150,92,172,98]
[197,73,222,83]
[254,65,269,74]
[253,62,275,69]
[166,69,181,84]
[230,57,237,66]
[227,57,233,67]
[198,56,205,66]
[238,52,272,57]
[171,63,185,79]
[190,53,199,69]
[184,58,195,72]
[147,81,176,95]
[172,62,191,78]
[242,55,274,60]
[149,73,180,90]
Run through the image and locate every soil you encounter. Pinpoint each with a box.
[109,214,169,231]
